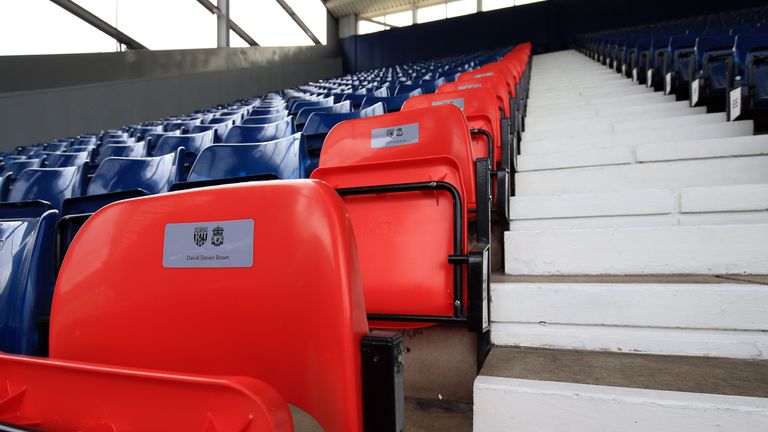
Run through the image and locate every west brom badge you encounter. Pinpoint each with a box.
[193,226,208,247]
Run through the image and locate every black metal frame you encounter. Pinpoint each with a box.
[361,330,405,432]
[336,166,491,333]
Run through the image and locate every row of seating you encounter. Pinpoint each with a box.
[579,5,768,122]
[0,43,532,430]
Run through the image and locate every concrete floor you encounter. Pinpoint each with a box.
[406,398,473,432]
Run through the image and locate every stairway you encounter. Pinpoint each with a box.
[475,50,768,431]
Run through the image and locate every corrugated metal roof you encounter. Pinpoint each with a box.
[324,0,452,18]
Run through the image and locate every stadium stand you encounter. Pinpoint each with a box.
[2,2,767,430]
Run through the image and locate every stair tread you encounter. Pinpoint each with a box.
[481,347,768,398]
[491,273,768,285]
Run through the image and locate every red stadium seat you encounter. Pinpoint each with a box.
[0,354,292,431]
[311,105,490,332]
[401,88,510,222]
[0,181,403,432]
[438,74,517,172]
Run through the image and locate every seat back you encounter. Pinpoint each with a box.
[242,112,289,125]
[0,202,58,355]
[249,106,287,117]
[296,101,351,127]
[153,130,214,156]
[207,114,240,125]
[439,75,510,117]
[291,96,334,114]
[402,88,501,166]
[8,166,85,211]
[87,151,180,196]
[164,118,202,133]
[187,133,309,182]
[44,142,67,153]
[131,125,164,140]
[311,106,474,322]
[95,143,146,164]
[46,151,89,168]
[223,118,296,143]
[190,120,234,143]
[360,89,422,112]
[0,354,292,431]
[1,159,42,177]
[51,180,368,432]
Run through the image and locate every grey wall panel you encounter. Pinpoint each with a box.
[0,13,341,150]
[0,57,342,150]
[0,13,340,94]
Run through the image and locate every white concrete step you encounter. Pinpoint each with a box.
[527,94,687,120]
[507,184,768,230]
[527,92,674,114]
[523,112,724,142]
[530,79,641,98]
[516,155,768,196]
[518,134,768,172]
[531,84,653,105]
[504,224,768,275]
[523,121,754,155]
[475,348,768,432]
[525,100,700,128]
[490,275,768,358]
[525,105,706,134]
[530,86,654,106]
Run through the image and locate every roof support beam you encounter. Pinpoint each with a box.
[49,0,147,50]
[197,0,260,47]
[217,0,230,47]
[274,0,322,45]
[359,16,397,28]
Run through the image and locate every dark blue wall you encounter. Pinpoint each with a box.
[342,0,768,73]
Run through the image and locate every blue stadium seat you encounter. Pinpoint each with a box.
[102,138,135,146]
[130,125,163,140]
[341,93,368,110]
[1,155,26,169]
[394,84,421,95]
[295,100,351,129]
[74,136,97,147]
[291,96,334,114]
[95,143,147,164]
[7,165,86,211]
[1,159,43,177]
[207,114,240,125]
[152,130,214,156]
[222,118,295,143]
[0,201,57,355]
[17,146,43,157]
[664,34,698,97]
[249,105,287,117]
[419,77,447,93]
[46,152,89,168]
[164,119,202,133]
[360,89,422,112]
[302,103,385,172]
[242,112,289,125]
[691,34,736,106]
[728,32,768,120]
[173,133,309,190]
[88,151,182,196]
[44,142,68,153]
[190,120,234,143]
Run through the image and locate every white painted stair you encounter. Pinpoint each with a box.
[476,49,768,432]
